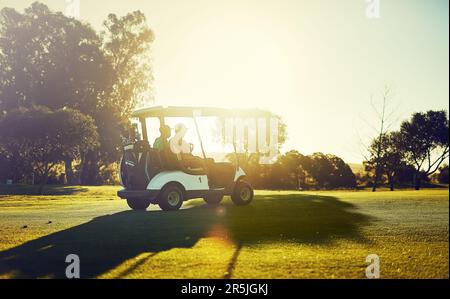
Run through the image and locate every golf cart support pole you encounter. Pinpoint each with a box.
[193,116,207,160]
[140,117,148,141]
[233,119,240,170]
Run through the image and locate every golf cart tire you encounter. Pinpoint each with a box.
[127,198,151,211]
[231,180,254,206]
[204,194,224,206]
[158,184,184,211]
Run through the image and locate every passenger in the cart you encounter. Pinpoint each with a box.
[170,123,204,171]
[170,123,191,155]
[153,125,171,152]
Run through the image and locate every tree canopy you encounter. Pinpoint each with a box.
[399,110,449,180]
[0,106,98,192]
[364,110,449,190]
[0,2,154,185]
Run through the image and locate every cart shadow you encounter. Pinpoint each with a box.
[0,193,373,278]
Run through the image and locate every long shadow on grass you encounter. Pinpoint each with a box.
[0,193,372,278]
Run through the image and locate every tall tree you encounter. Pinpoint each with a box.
[79,11,155,184]
[0,3,113,184]
[102,11,154,115]
[0,3,154,185]
[398,110,449,190]
[362,86,398,192]
[0,3,113,111]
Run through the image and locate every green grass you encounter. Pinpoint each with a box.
[0,185,448,279]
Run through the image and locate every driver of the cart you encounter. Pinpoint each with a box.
[153,125,171,152]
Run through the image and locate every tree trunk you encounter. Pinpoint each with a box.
[372,169,380,192]
[64,158,75,185]
[38,166,50,195]
[80,151,100,185]
[38,180,46,195]
[388,175,395,191]
[414,172,421,190]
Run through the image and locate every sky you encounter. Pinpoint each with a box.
[1,0,449,163]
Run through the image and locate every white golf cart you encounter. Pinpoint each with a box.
[117,106,271,211]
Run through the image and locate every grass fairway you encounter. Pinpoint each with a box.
[0,186,448,279]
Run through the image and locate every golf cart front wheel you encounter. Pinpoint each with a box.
[231,181,254,206]
[127,198,151,211]
[159,185,184,211]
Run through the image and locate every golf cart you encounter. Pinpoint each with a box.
[117,106,272,211]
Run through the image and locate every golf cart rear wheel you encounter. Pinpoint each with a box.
[204,194,224,205]
[231,181,254,206]
[127,198,151,211]
[158,185,184,211]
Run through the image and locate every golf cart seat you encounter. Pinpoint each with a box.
[159,148,207,175]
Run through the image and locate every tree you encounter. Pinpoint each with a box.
[0,3,113,111]
[79,10,155,184]
[327,155,357,189]
[0,3,154,185]
[361,86,398,192]
[365,131,406,191]
[398,110,449,190]
[300,153,356,189]
[437,165,449,184]
[396,164,417,186]
[273,150,307,190]
[0,3,112,184]
[102,11,154,114]
[0,106,99,194]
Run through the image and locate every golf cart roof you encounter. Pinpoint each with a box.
[132,106,273,119]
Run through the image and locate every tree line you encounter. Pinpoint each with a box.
[230,108,449,191]
[227,151,357,190]
[228,145,448,192]
[364,110,449,191]
[0,2,153,191]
